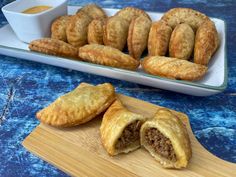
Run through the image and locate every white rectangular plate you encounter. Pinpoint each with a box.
[0,6,227,96]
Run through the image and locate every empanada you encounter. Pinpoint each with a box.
[51,15,71,42]
[148,20,172,56]
[29,38,78,59]
[140,108,192,168]
[100,99,146,156]
[141,56,207,81]
[79,44,140,70]
[76,4,107,19]
[88,18,105,45]
[115,7,151,23]
[194,20,219,65]
[103,16,129,51]
[66,12,92,48]
[169,23,194,60]
[36,83,115,127]
[128,16,151,59]
[161,8,209,31]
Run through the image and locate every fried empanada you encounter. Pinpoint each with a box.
[36,83,115,127]
[103,16,129,51]
[194,20,219,65]
[76,4,107,19]
[79,44,140,70]
[51,15,71,42]
[128,16,151,59]
[115,7,151,23]
[100,99,146,156]
[161,8,209,31]
[66,12,92,48]
[169,23,195,60]
[141,56,207,81]
[88,18,105,45]
[148,20,172,56]
[140,108,192,168]
[29,38,78,59]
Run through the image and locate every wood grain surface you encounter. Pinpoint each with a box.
[22,94,236,177]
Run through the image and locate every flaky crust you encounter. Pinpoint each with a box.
[36,83,115,127]
[128,16,151,59]
[148,20,172,56]
[100,99,146,156]
[141,56,208,81]
[79,44,140,70]
[140,108,191,168]
[66,12,92,48]
[76,4,107,19]
[103,16,129,51]
[169,23,195,60]
[194,20,219,65]
[88,18,105,45]
[51,15,71,42]
[29,38,78,59]
[115,7,151,23]
[161,8,209,31]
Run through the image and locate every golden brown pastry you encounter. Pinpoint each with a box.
[29,38,78,59]
[66,12,92,48]
[115,7,151,23]
[127,16,151,59]
[169,23,195,60]
[79,44,140,70]
[76,4,107,19]
[88,18,105,45]
[148,20,172,56]
[103,16,129,51]
[140,108,192,169]
[36,83,115,127]
[141,56,208,81]
[51,15,71,42]
[100,99,146,156]
[194,20,219,65]
[161,8,209,31]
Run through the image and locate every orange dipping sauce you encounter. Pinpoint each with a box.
[22,6,52,14]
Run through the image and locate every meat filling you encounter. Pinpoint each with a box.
[145,128,176,161]
[115,120,141,150]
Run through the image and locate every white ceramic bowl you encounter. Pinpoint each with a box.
[2,0,68,43]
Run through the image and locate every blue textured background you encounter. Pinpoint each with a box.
[0,0,235,176]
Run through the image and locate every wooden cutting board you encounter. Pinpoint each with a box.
[22,94,236,177]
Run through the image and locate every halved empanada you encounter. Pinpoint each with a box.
[100,99,146,156]
[140,108,192,169]
[36,83,115,127]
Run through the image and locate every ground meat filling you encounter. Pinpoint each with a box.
[115,120,141,150]
[145,128,176,161]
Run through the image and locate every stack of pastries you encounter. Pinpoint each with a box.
[37,82,192,169]
[29,4,219,82]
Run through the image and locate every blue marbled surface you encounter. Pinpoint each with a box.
[0,0,235,176]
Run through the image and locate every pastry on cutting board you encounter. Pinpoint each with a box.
[100,99,146,156]
[169,23,195,60]
[141,56,207,81]
[103,16,129,51]
[36,83,115,127]
[194,20,219,65]
[79,44,140,70]
[51,15,71,42]
[140,108,192,169]
[148,20,172,56]
[66,12,92,48]
[76,4,107,19]
[115,7,151,23]
[29,38,78,59]
[127,15,151,60]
